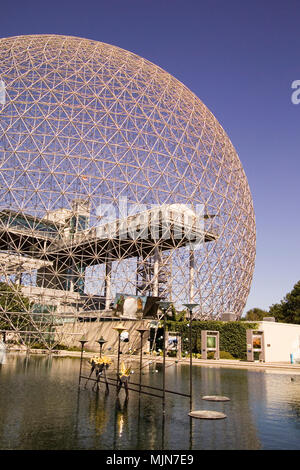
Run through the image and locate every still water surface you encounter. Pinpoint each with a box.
[0,354,300,450]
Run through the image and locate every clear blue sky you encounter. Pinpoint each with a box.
[1,0,300,314]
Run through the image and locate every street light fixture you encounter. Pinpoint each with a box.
[97,336,107,358]
[183,303,199,319]
[113,324,127,386]
[79,335,88,347]
[113,324,127,336]
[78,336,88,387]
[156,301,172,311]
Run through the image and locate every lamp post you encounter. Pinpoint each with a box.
[113,324,127,386]
[97,336,107,358]
[183,303,199,412]
[136,327,149,393]
[156,301,172,414]
[78,336,88,387]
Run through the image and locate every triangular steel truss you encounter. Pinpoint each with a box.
[0,35,256,349]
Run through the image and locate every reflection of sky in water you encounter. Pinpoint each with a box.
[247,371,300,449]
[0,354,299,449]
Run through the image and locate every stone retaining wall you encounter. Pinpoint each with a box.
[54,319,151,354]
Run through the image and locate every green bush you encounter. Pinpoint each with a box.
[192,353,202,359]
[167,350,178,357]
[53,344,68,350]
[219,350,236,360]
[66,346,82,352]
[49,344,82,352]
[167,320,258,360]
[30,342,46,349]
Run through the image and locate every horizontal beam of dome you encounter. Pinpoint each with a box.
[0,207,217,268]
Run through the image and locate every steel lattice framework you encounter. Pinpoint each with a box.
[0,35,255,348]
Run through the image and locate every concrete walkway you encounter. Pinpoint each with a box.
[187,358,300,373]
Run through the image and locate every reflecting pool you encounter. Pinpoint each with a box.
[0,354,300,450]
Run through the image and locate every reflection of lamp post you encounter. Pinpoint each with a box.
[183,303,199,412]
[97,336,107,358]
[113,324,127,385]
[136,327,148,393]
[78,336,88,387]
[156,301,172,413]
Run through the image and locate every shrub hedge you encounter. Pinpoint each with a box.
[166,320,258,360]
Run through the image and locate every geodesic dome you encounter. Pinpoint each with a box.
[0,34,255,347]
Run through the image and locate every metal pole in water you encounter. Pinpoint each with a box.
[183,303,199,413]
[162,308,166,413]
[97,336,107,358]
[78,337,88,388]
[189,308,193,412]
[137,328,148,394]
[113,324,127,389]
[156,301,172,414]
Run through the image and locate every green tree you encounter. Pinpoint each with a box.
[168,305,186,322]
[0,281,31,331]
[242,308,268,321]
[268,302,284,322]
[269,280,300,324]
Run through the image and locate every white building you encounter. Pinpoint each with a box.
[247,320,300,363]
